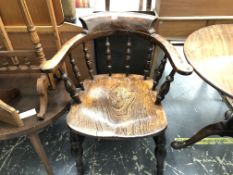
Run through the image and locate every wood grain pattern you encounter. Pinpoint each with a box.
[67,74,167,138]
[156,20,206,39]
[18,0,46,64]
[79,12,158,34]
[0,17,19,66]
[184,24,233,98]
[0,0,63,26]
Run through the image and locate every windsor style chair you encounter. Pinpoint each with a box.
[0,0,78,174]
[41,12,193,174]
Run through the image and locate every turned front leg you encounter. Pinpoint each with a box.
[70,130,85,175]
[153,132,166,175]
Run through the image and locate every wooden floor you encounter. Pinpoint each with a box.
[0,47,232,174]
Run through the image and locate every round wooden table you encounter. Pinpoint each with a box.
[171,24,233,149]
[0,75,69,175]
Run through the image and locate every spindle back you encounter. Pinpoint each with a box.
[41,12,192,104]
[65,12,164,86]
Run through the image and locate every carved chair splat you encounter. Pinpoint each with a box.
[41,12,193,175]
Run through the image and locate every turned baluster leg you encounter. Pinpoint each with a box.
[58,68,81,104]
[152,55,167,90]
[156,69,175,104]
[153,132,166,175]
[70,130,85,175]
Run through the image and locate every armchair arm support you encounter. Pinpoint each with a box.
[151,33,193,75]
[40,33,86,73]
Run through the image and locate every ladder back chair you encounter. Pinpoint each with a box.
[41,12,193,175]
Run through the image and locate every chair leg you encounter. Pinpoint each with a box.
[153,132,166,175]
[29,132,54,175]
[70,130,85,175]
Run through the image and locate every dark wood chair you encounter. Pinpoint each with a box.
[41,12,193,174]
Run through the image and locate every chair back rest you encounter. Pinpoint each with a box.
[0,0,64,73]
[65,12,165,84]
[41,12,192,104]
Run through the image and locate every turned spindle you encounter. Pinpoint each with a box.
[83,43,94,79]
[69,52,83,89]
[105,37,112,76]
[125,36,132,77]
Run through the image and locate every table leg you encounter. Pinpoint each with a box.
[171,110,233,149]
[29,133,54,175]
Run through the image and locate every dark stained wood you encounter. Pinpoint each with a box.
[184,24,233,98]
[105,37,112,76]
[153,55,167,89]
[153,132,166,175]
[40,12,194,174]
[41,33,192,76]
[125,37,131,76]
[83,42,94,79]
[144,44,153,80]
[59,68,81,104]
[67,74,167,138]
[156,69,176,104]
[79,12,158,34]
[69,52,83,89]
[70,131,85,175]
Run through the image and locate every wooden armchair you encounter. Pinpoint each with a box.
[41,12,193,174]
[0,0,80,174]
[0,0,82,119]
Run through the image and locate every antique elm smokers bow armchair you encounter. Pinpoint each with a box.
[41,12,193,174]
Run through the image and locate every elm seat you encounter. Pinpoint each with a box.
[67,74,167,138]
[41,12,193,175]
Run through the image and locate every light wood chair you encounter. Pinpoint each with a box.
[41,12,193,175]
[0,0,81,174]
[0,0,83,119]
